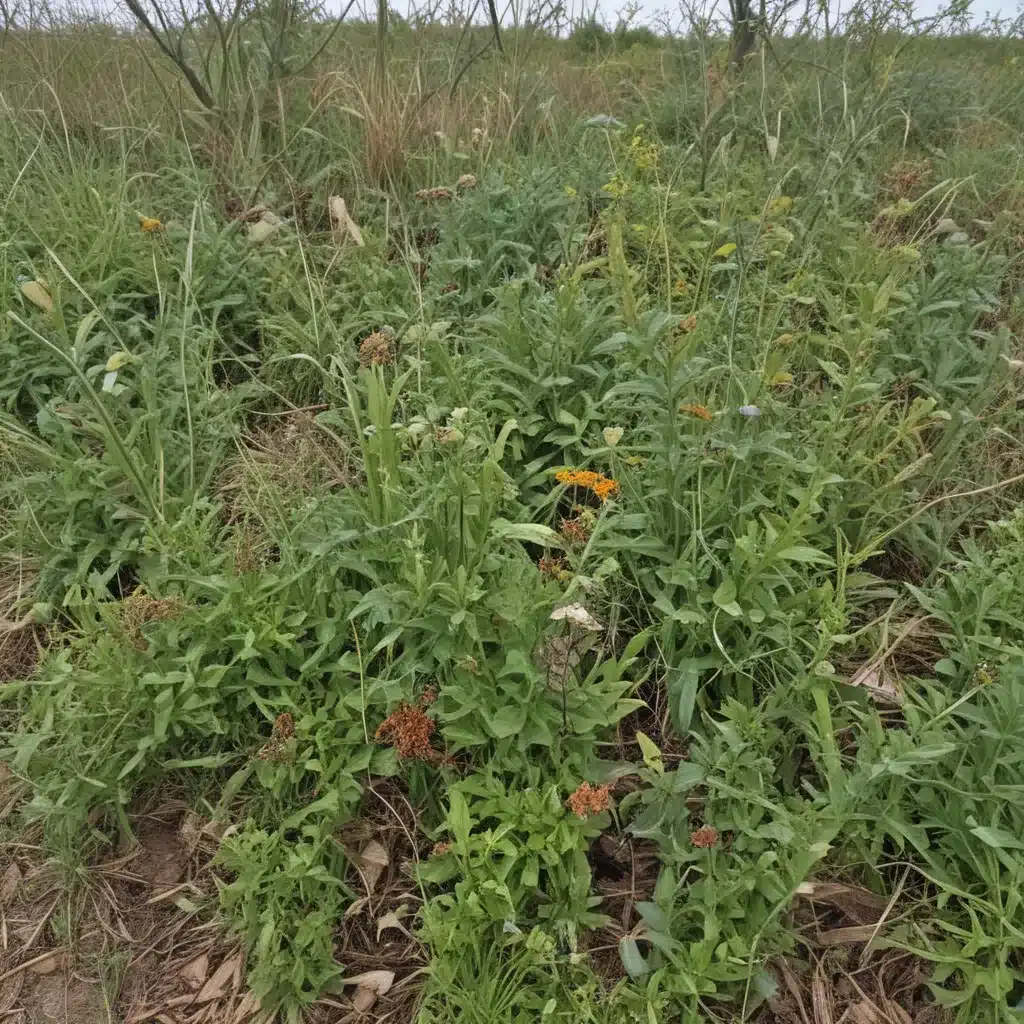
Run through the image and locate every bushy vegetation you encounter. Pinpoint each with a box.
[2,1,1024,1021]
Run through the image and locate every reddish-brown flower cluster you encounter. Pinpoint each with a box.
[679,403,713,423]
[421,686,438,706]
[273,712,295,739]
[566,782,612,819]
[678,314,698,334]
[690,825,720,849]
[375,702,440,762]
[430,841,451,857]
[539,555,568,579]
[555,469,619,503]
[560,515,591,547]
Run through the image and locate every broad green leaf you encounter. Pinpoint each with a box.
[635,730,664,775]
[491,519,564,549]
[712,579,742,617]
[619,937,648,977]
[970,826,1024,851]
[490,705,528,738]
[714,242,737,257]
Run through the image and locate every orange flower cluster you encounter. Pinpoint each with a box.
[430,841,451,857]
[566,782,612,818]
[555,469,619,503]
[690,825,720,849]
[376,702,440,762]
[679,403,713,423]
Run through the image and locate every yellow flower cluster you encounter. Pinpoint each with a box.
[555,469,620,503]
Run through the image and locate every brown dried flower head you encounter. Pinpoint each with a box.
[272,712,295,740]
[415,186,455,204]
[431,841,451,857]
[359,330,395,368]
[121,589,184,650]
[566,781,612,819]
[678,314,698,334]
[690,825,720,849]
[456,173,478,192]
[376,702,440,762]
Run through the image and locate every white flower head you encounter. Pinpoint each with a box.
[550,603,603,631]
[603,426,624,447]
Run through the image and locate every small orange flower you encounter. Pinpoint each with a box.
[690,825,719,849]
[679,403,713,422]
[139,216,162,233]
[555,469,620,503]
[566,782,612,818]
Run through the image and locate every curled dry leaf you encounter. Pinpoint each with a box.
[20,279,54,314]
[376,904,413,941]
[848,663,902,705]
[329,196,364,246]
[550,603,603,631]
[799,880,887,924]
[29,952,63,975]
[180,953,209,991]
[195,952,242,1003]
[354,839,389,895]
[344,969,395,1013]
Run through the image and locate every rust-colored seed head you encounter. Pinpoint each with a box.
[415,186,455,204]
[272,712,295,740]
[678,314,697,333]
[560,516,591,546]
[690,825,720,849]
[566,781,612,818]
[430,841,451,857]
[359,330,395,368]
[376,702,439,762]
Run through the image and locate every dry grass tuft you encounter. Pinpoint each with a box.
[217,412,355,526]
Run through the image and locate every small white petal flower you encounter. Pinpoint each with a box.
[603,426,624,447]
